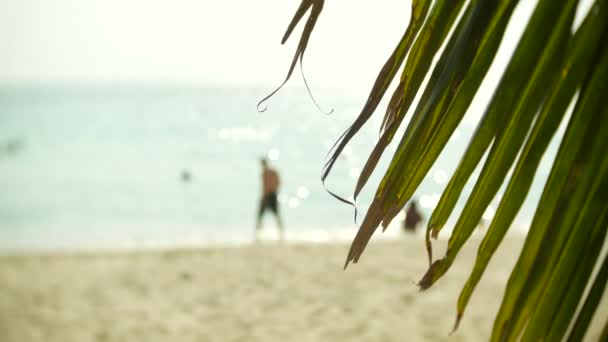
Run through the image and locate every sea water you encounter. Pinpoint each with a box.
[0,84,560,252]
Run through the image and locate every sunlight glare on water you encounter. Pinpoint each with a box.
[0,86,550,250]
[267,147,280,161]
[296,186,310,199]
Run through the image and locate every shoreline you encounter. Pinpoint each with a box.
[0,226,529,257]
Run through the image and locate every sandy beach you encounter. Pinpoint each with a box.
[1,236,605,342]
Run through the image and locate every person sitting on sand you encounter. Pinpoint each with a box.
[256,158,284,241]
[403,200,423,233]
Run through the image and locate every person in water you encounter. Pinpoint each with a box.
[180,169,192,183]
[256,158,284,241]
[403,200,423,233]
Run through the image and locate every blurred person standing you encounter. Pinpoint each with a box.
[255,158,284,241]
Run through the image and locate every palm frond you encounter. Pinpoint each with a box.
[262,0,608,339]
[257,0,326,113]
[420,0,578,291]
[456,3,608,331]
[322,0,432,204]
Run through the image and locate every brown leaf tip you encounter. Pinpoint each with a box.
[418,260,442,291]
[451,312,463,335]
[431,226,440,239]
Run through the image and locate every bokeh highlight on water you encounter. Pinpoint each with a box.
[0,85,561,252]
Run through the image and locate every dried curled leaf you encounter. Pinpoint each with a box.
[257,0,329,113]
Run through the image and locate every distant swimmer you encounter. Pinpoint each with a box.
[0,138,24,157]
[180,169,192,183]
[403,200,423,234]
[256,158,284,241]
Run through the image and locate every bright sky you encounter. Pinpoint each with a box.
[0,0,593,88]
[0,0,413,88]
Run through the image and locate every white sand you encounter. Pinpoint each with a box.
[1,236,605,341]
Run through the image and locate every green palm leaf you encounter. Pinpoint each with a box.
[346,0,492,265]
[567,253,608,341]
[321,0,431,206]
[419,0,578,291]
[545,203,608,341]
[348,0,465,202]
[454,2,608,332]
[428,0,573,240]
[492,38,608,340]
[261,0,608,338]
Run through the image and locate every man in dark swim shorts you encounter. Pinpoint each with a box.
[256,158,284,241]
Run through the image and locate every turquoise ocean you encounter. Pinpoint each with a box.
[0,84,562,252]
